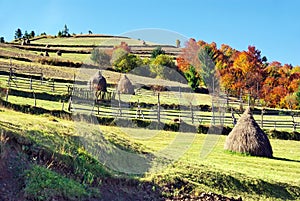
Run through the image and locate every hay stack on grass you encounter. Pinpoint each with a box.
[117,74,134,94]
[91,71,107,92]
[224,107,273,158]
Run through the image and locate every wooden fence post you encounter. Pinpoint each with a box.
[52,79,55,92]
[118,91,122,116]
[7,77,10,86]
[261,108,265,128]
[157,93,160,125]
[30,77,33,90]
[33,91,36,107]
[190,102,194,124]
[62,101,64,111]
[5,88,9,102]
[40,69,43,85]
[239,90,243,111]
[68,97,72,112]
[136,99,144,119]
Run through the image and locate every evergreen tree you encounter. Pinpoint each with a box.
[151,46,165,58]
[62,24,69,37]
[15,28,22,39]
[24,30,29,39]
[30,31,35,38]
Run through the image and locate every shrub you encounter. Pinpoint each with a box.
[111,49,143,73]
[24,165,99,201]
[151,46,165,58]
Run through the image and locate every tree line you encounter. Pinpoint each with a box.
[91,39,300,109]
[176,39,300,109]
[2,24,92,42]
[91,43,177,80]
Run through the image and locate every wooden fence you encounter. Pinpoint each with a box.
[70,88,300,131]
[1,65,300,131]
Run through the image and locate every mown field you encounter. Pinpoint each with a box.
[0,35,300,201]
[0,107,299,200]
[29,35,157,46]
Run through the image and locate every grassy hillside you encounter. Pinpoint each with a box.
[29,35,157,46]
[0,107,299,200]
[1,34,300,201]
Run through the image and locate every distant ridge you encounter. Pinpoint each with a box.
[73,34,129,39]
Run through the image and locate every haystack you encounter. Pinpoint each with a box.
[224,107,273,157]
[117,74,134,94]
[91,71,107,92]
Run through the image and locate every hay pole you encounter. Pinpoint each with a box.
[231,108,237,126]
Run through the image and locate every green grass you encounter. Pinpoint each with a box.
[100,126,300,200]
[0,45,37,56]
[0,107,299,200]
[30,36,158,46]
[47,52,90,63]
[6,95,63,110]
[24,165,100,201]
[0,58,80,80]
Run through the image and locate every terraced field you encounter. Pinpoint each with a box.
[0,35,299,201]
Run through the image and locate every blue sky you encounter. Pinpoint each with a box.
[0,0,299,65]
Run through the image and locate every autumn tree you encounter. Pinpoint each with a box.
[150,54,176,79]
[176,57,190,73]
[180,38,201,71]
[111,47,142,73]
[113,41,131,53]
[90,48,111,67]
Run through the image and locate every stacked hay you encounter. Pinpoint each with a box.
[117,74,134,94]
[91,71,107,92]
[224,107,273,158]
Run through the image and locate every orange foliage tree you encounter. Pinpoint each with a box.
[176,39,300,109]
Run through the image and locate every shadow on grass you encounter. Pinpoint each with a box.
[271,156,300,163]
